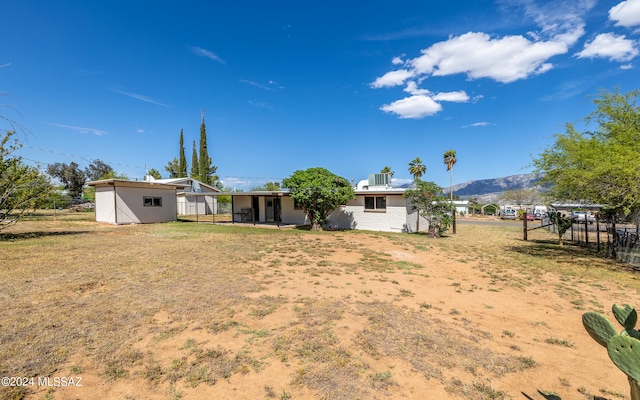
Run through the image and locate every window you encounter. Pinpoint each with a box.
[364,196,386,212]
[143,196,162,207]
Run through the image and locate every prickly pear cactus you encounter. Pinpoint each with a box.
[583,304,640,400]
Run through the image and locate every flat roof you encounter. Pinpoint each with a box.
[87,179,188,189]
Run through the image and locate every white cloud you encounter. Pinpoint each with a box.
[240,79,284,90]
[576,33,639,62]
[610,0,640,28]
[403,81,430,95]
[380,95,442,119]
[462,121,490,128]
[371,69,414,88]
[433,90,469,102]
[49,123,108,136]
[621,63,634,69]
[411,31,576,84]
[371,0,591,119]
[190,46,226,64]
[107,87,170,107]
[391,56,404,65]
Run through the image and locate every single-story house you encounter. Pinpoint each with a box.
[87,179,187,224]
[226,175,430,233]
[151,177,221,216]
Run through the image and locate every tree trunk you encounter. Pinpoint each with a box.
[428,225,440,238]
[311,222,322,231]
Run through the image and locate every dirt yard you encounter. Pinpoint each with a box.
[1,214,639,400]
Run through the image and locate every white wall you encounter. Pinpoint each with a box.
[327,194,416,233]
[280,197,308,225]
[95,186,116,224]
[232,196,253,222]
[178,195,217,216]
[97,185,176,224]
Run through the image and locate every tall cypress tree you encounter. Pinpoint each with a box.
[198,110,210,184]
[190,140,199,178]
[178,129,187,178]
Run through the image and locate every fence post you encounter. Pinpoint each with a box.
[585,219,589,247]
[611,217,617,259]
[596,216,600,253]
[523,212,528,241]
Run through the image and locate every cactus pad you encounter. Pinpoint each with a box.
[583,311,617,347]
[613,304,638,330]
[608,334,640,382]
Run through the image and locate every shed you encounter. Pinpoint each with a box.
[87,179,187,225]
[151,177,221,216]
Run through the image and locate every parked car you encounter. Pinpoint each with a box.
[571,211,595,224]
[520,212,535,221]
[501,209,517,220]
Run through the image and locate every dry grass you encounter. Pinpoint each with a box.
[0,213,638,399]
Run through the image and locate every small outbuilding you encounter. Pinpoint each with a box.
[150,177,221,216]
[87,179,187,225]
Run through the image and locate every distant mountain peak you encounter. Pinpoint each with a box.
[449,173,544,203]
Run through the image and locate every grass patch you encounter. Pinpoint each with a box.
[0,213,635,399]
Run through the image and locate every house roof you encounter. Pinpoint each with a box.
[152,177,221,193]
[87,179,188,189]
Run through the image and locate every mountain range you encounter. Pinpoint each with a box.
[449,173,544,203]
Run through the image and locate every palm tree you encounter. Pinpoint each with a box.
[443,150,457,234]
[380,166,394,178]
[408,157,426,180]
[408,157,427,232]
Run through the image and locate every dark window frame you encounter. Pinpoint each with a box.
[143,196,162,207]
[364,196,386,212]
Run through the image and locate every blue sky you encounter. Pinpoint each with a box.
[2,0,639,190]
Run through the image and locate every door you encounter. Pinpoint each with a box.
[252,196,260,221]
[265,197,274,221]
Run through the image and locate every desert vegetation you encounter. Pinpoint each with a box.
[1,212,639,399]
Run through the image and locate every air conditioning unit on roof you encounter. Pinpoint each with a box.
[368,173,391,187]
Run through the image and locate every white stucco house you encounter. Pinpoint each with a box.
[150,177,221,216]
[87,179,187,224]
[226,174,434,233]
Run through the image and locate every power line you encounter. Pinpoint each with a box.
[19,145,284,183]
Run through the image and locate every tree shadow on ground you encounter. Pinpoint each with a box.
[0,230,92,241]
[521,390,610,399]
[507,238,639,273]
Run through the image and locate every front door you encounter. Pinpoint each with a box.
[252,196,260,222]
[265,197,274,221]
[265,197,282,222]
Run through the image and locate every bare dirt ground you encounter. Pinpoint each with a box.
[1,214,639,400]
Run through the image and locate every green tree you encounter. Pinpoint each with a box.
[148,168,162,180]
[1,130,52,229]
[533,89,640,218]
[190,140,199,178]
[405,179,451,238]
[251,182,281,191]
[197,111,219,186]
[165,158,180,178]
[408,157,426,180]
[443,149,457,234]
[99,170,129,180]
[408,157,427,232]
[178,129,187,178]
[84,159,113,181]
[282,167,355,231]
[499,188,540,209]
[47,161,86,198]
